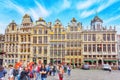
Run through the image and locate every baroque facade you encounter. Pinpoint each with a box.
[2,14,118,67]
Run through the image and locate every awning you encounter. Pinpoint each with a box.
[84,60,96,62]
[104,60,117,62]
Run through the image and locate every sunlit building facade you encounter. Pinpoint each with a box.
[65,18,83,67]
[83,16,118,66]
[31,18,50,64]
[49,19,66,64]
[2,14,118,67]
[4,20,19,65]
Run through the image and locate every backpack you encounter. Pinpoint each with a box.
[13,69,19,76]
[20,71,26,79]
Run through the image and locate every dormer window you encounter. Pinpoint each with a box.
[91,15,103,31]
[97,24,100,30]
[12,24,14,30]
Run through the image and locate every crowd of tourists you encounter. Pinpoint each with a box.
[0,61,71,80]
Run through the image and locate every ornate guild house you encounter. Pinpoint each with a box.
[0,14,118,67]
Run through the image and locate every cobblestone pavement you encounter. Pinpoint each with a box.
[5,69,120,80]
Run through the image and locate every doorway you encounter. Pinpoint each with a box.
[98,59,102,65]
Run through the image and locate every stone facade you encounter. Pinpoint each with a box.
[1,14,118,67]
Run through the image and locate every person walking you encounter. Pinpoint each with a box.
[13,66,19,80]
[52,65,56,76]
[40,64,47,80]
[0,65,7,80]
[8,65,14,80]
[58,65,64,80]
[67,64,71,76]
[20,67,30,80]
[35,63,41,80]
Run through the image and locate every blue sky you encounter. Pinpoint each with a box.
[0,0,120,34]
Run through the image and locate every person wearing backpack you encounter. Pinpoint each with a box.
[13,67,19,80]
[20,67,30,80]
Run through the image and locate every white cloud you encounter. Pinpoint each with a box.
[0,22,7,34]
[76,0,97,10]
[2,0,25,15]
[97,0,119,12]
[62,0,71,9]
[105,15,120,24]
[79,0,119,18]
[51,0,71,14]
[80,10,95,18]
[0,0,51,21]
[34,1,50,18]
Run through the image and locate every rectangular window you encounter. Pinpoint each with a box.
[93,44,96,52]
[54,34,57,39]
[33,37,37,43]
[103,34,106,41]
[44,36,48,44]
[74,42,77,47]
[97,44,102,52]
[55,28,57,33]
[39,29,42,34]
[44,46,47,54]
[108,44,111,52]
[67,42,70,47]
[28,44,30,52]
[38,46,42,54]
[74,33,77,39]
[71,42,73,47]
[84,34,87,41]
[92,34,96,41]
[67,34,70,39]
[88,44,91,52]
[67,50,70,55]
[88,34,91,41]
[34,29,37,34]
[103,44,106,52]
[112,44,115,52]
[33,46,36,53]
[58,34,61,39]
[28,35,31,42]
[112,34,115,41]
[38,36,42,44]
[84,44,87,52]
[107,34,110,41]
